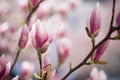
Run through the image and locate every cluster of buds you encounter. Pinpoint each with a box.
[88,67,107,80]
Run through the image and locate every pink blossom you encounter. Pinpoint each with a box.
[93,40,109,62]
[56,26,66,38]
[57,38,71,62]
[31,19,48,52]
[18,25,29,49]
[21,61,34,80]
[88,2,100,37]
[0,22,9,36]
[0,55,11,80]
[88,67,107,80]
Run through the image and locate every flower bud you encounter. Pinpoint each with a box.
[57,38,71,62]
[88,67,107,80]
[88,2,100,37]
[31,19,48,52]
[93,40,109,62]
[0,55,11,80]
[18,25,29,49]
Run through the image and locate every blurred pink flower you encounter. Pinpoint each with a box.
[21,61,34,80]
[18,25,29,49]
[93,40,109,62]
[88,67,107,80]
[29,0,39,8]
[0,22,9,36]
[57,38,71,62]
[56,26,66,38]
[31,19,49,52]
[88,2,100,37]
[0,55,11,80]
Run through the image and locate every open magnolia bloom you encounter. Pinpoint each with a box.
[0,55,11,80]
[88,67,107,80]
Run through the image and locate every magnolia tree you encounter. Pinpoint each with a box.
[0,0,120,80]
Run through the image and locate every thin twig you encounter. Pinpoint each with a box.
[61,0,116,80]
[9,49,21,74]
[26,0,44,24]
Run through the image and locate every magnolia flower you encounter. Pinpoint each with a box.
[31,19,49,53]
[0,55,11,80]
[88,2,100,37]
[93,40,109,62]
[57,38,71,62]
[18,25,29,49]
[21,61,34,80]
[88,67,107,80]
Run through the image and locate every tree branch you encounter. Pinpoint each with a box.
[61,0,116,80]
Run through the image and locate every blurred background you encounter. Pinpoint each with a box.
[0,0,120,80]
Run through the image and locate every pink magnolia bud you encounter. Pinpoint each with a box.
[29,0,39,8]
[88,2,100,37]
[0,55,11,80]
[93,40,109,62]
[43,54,51,67]
[57,38,71,62]
[31,19,48,51]
[17,0,28,12]
[88,67,107,80]
[18,25,29,49]
[21,61,34,80]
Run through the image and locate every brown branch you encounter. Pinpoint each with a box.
[26,0,44,24]
[61,0,116,80]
